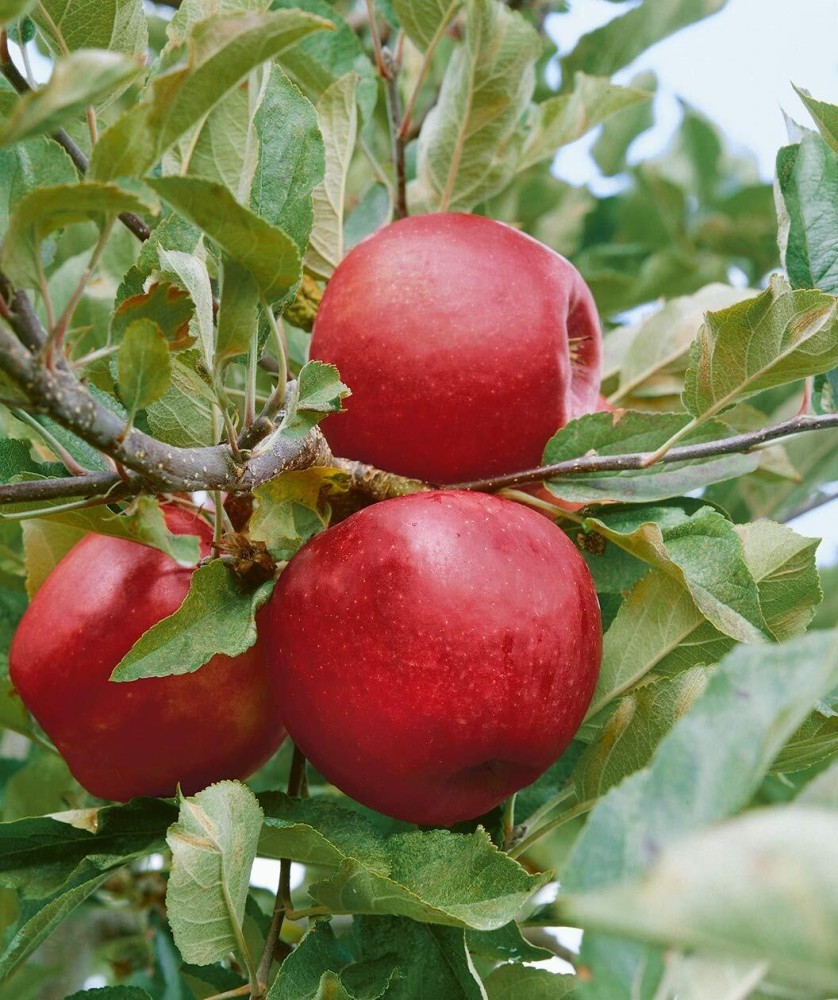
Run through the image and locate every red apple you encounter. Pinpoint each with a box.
[264,490,602,826]
[310,213,603,484]
[9,507,285,801]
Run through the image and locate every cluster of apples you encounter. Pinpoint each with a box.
[10,214,604,827]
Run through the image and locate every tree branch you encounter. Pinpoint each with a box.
[449,414,838,492]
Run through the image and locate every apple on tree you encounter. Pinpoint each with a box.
[310,212,604,484]
[264,490,602,827]
[9,506,286,802]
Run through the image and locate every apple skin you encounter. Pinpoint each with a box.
[310,213,603,483]
[264,490,602,826]
[9,507,286,801]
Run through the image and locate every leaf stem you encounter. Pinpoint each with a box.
[382,42,408,219]
[509,798,596,859]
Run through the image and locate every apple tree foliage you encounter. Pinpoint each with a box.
[0,0,836,997]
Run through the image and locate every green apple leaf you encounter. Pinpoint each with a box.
[352,916,487,1000]
[582,503,769,643]
[542,411,758,503]
[484,965,578,999]
[89,9,329,181]
[5,497,200,567]
[585,518,821,721]
[415,0,541,212]
[682,276,838,421]
[216,259,259,366]
[278,361,351,440]
[466,922,553,964]
[268,920,399,1000]
[155,245,214,371]
[520,73,652,172]
[0,133,75,246]
[0,181,158,290]
[576,667,712,800]
[150,177,302,306]
[32,0,147,57]
[145,358,218,448]
[608,284,753,405]
[0,51,142,146]
[117,319,172,415]
[565,630,838,892]
[305,73,358,279]
[110,560,275,682]
[560,0,728,84]
[793,86,838,154]
[393,0,461,51]
[258,793,548,931]
[250,66,324,250]
[561,806,838,995]
[250,467,349,561]
[268,0,377,122]
[21,519,85,598]
[66,990,153,1000]
[0,0,35,25]
[777,133,838,294]
[166,781,264,967]
[772,711,838,773]
[592,70,657,176]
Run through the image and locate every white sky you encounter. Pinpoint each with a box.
[551,0,838,184]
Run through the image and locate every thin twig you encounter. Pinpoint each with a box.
[781,490,838,525]
[253,745,308,997]
[382,45,407,219]
[450,414,838,493]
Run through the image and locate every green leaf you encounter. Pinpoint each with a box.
[268,0,377,122]
[608,284,753,406]
[258,793,548,930]
[11,497,200,566]
[0,438,62,482]
[682,277,838,421]
[250,467,348,561]
[583,504,769,643]
[484,965,578,999]
[305,72,358,279]
[0,50,142,146]
[520,73,652,172]
[542,411,759,503]
[735,520,822,640]
[466,922,553,964]
[269,920,399,1000]
[66,989,152,1000]
[0,134,76,240]
[0,181,158,290]
[166,781,264,967]
[145,356,217,448]
[592,70,657,177]
[32,0,147,57]
[777,133,838,294]
[156,245,214,370]
[564,630,838,893]
[560,0,728,84]
[793,85,838,154]
[89,9,330,181]
[393,0,461,51]
[353,916,486,1000]
[0,798,175,976]
[110,559,274,682]
[576,667,712,800]
[117,319,172,415]
[0,1,35,26]
[562,806,838,995]
[415,0,542,212]
[772,711,838,773]
[251,66,324,249]
[149,177,302,305]
[216,258,259,365]
[22,518,86,597]
[278,361,351,439]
